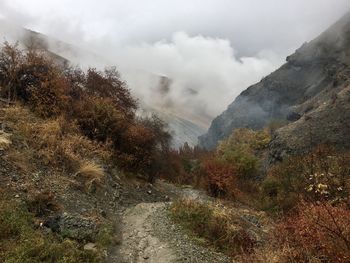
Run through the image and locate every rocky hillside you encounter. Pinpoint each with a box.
[199,12,350,154]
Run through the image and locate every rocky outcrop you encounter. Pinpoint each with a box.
[199,12,350,152]
[269,84,350,162]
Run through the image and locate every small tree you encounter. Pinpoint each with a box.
[0,42,24,102]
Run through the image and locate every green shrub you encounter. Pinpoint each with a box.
[170,199,212,233]
[96,223,117,248]
[216,128,270,180]
[0,200,31,240]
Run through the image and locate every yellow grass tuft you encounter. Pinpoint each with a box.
[0,131,11,150]
[75,161,105,192]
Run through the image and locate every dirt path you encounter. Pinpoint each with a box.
[119,202,177,263]
[116,181,231,263]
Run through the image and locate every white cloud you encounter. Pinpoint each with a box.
[1,0,350,127]
[116,32,281,127]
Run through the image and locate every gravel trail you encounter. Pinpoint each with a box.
[119,202,177,263]
[117,181,231,263]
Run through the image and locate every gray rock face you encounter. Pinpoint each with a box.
[199,12,350,151]
[269,85,350,163]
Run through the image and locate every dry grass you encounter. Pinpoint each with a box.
[75,161,105,193]
[239,244,308,263]
[170,199,258,256]
[2,105,111,173]
[27,190,62,216]
[0,130,11,150]
[3,148,36,172]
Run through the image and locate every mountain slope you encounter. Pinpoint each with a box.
[0,19,111,67]
[155,111,206,149]
[0,21,205,149]
[138,105,206,149]
[199,11,350,151]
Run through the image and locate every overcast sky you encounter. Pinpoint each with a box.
[1,0,350,126]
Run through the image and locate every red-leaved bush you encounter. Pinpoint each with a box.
[202,158,238,198]
[274,201,350,262]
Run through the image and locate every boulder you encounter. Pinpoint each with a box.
[44,213,99,242]
[84,242,97,252]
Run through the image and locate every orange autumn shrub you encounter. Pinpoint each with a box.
[116,122,156,172]
[202,158,238,198]
[28,71,71,118]
[274,201,350,262]
[85,67,137,116]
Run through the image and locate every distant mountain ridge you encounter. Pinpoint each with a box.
[199,11,350,158]
[0,19,109,67]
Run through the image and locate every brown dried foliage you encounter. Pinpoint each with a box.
[274,202,350,262]
[0,42,171,181]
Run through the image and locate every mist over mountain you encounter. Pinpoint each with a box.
[1,2,350,262]
[2,0,350,152]
[138,104,206,149]
[0,21,206,148]
[200,12,350,158]
[2,0,350,131]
